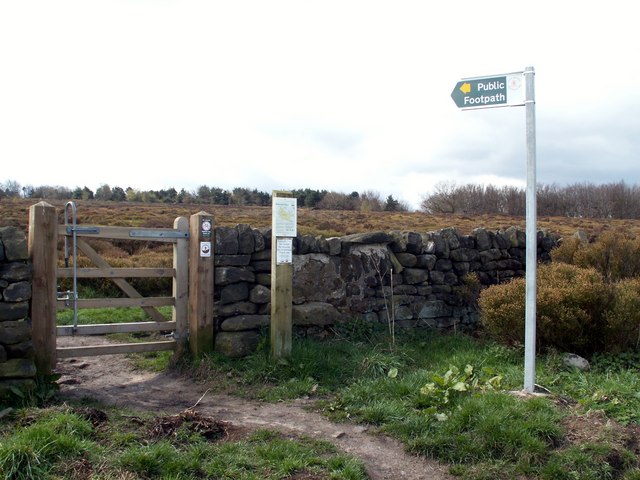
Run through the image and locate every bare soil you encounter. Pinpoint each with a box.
[55,336,453,480]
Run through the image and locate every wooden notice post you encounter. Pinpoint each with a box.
[28,202,58,374]
[188,211,214,357]
[270,191,296,359]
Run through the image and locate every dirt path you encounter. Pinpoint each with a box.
[55,337,453,480]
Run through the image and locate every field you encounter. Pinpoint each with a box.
[3,197,640,479]
[2,197,640,239]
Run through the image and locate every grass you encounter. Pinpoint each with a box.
[539,356,640,425]
[188,326,640,479]
[57,305,172,326]
[50,305,640,479]
[0,406,367,480]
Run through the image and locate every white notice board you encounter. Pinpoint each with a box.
[276,237,293,264]
[272,197,297,237]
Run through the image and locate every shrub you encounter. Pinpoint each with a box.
[604,278,640,353]
[550,236,582,265]
[479,263,611,355]
[553,229,640,282]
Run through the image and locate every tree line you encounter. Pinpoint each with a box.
[0,180,408,212]
[420,181,640,219]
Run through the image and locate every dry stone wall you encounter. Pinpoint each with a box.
[213,225,558,356]
[0,227,36,400]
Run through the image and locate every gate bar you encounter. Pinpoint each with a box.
[56,340,176,358]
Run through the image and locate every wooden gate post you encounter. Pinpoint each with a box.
[28,202,58,374]
[188,211,214,356]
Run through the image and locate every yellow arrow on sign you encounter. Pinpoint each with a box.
[460,82,471,94]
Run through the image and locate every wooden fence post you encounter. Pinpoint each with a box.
[173,216,189,354]
[188,211,214,356]
[28,202,58,374]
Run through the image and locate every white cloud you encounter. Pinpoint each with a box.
[1,1,639,211]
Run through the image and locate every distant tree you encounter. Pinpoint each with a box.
[66,185,93,200]
[317,191,357,210]
[157,187,178,203]
[196,185,212,203]
[230,187,250,206]
[140,190,158,203]
[112,186,126,201]
[80,186,94,200]
[176,188,192,203]
[501,185,525,215]
[384,195,400,211]
[211,187,230,204]
[95,184,113,201]
[359,190,383,212]
[22,185,34,198]
[251,188,271,206]
[29,185,72,200]
[0,180,21,198]
[126,187,142,202]
[229,187,270,206]
[306,189,327,207]
[420,180,640,218]
[291,188,327,208]
[421,181,462,214]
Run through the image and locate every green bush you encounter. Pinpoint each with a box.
[604,278,640,353]
[479,263,611,355]
[550,236,582,265]
[552,230,640,282]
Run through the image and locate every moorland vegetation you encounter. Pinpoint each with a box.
[2,181,640,479]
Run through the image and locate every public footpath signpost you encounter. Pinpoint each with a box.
[451,67,538,393]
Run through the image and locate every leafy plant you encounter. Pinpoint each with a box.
[417,364,502,420]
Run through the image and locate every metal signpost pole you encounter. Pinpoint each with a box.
[523,66,537,393]
[451,67,538,393]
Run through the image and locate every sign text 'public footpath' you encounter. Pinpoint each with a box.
[451,73,525,110]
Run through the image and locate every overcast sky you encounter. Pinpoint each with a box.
[1,1,638,210]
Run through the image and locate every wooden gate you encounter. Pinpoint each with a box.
[29,202,214,373]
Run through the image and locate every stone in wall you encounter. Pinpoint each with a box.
[249,285,270,304]
[293,302,342,326]
[0,227,36,401]
[220,314,270,331]
[220,282,249,305]
[293,253,342,304]
[0,226,28,262]
[215,331,262,358]
[215,226,239,254]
